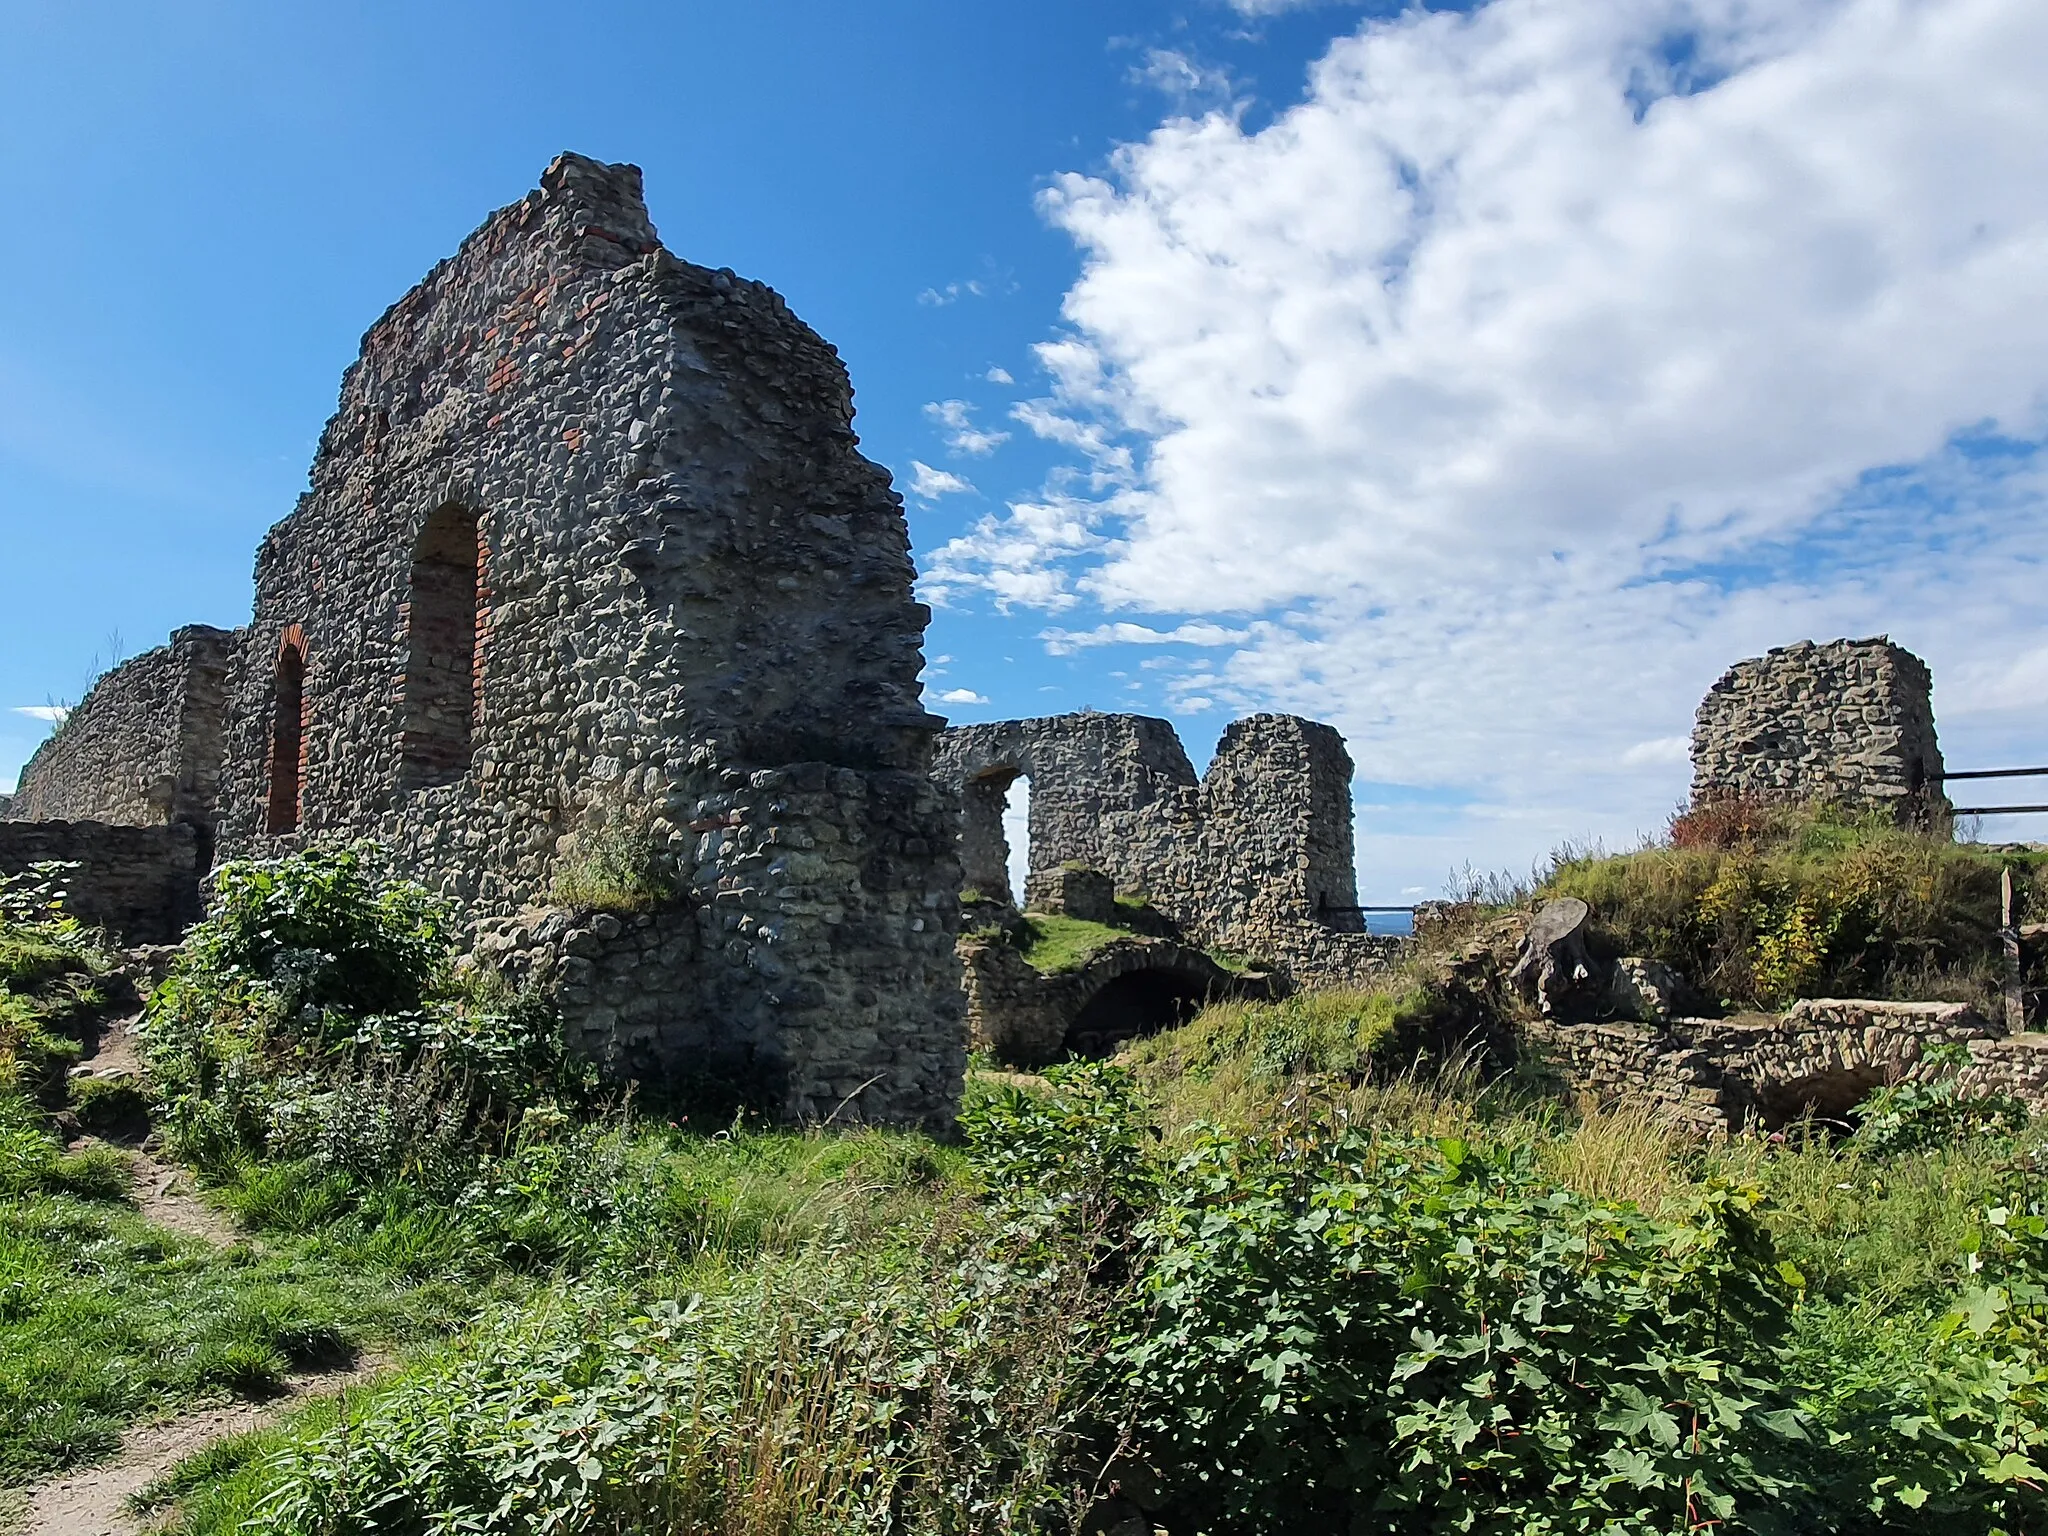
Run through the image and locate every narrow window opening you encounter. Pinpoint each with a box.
[1002,773,1032,907]
[401,504,481,788]
[266,638,306,834]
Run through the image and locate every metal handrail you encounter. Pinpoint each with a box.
[1937,766,2048,782]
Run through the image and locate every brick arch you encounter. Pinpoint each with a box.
[265,624,308,834]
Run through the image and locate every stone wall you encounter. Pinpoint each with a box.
[958,933,1277,1068]
[934,711,1397,991]
[0,820,201,945]
[1523,998,2048,1134]
[5,626,237,836]
[1690,638,1945,818]
[476,763,964,1129]
[4,154,965,1128]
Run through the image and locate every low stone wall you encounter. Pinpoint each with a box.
[1521,999,2047,1133]
[1266,925,1410,992]
[960,934,1278,1068]
[0,820,202,945]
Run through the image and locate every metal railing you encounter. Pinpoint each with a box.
[1935,765,2048,817]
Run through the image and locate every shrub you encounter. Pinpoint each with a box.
[1544,804,2040,1011]
[549,822,679,913]
[1852,1044,2030,1156]
[145,847,592,1185]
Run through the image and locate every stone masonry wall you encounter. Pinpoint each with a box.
[1690,638,1945,818]
[1524,998,2048,1134]
[0,820,201,945]
[476,763,964,1130]
[934,711,1399,991]
[6,626,237,835]
[7,154,963,1128]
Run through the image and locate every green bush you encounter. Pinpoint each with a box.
[145,847,592,1187]
[0,863,106,1091]
[1543,805,2042,1011]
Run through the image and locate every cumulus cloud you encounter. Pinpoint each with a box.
[985,366,1015,385]
[935,687,990,704]
[944,0,2048,890]
[12,705,67,722]
[924,399,1012,457]
[907,460,975,502]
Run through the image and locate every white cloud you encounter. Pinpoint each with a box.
[907,460,975,502]
[12,705,67,722]
[943,0,2048,893]
[918,279,987,307]
[1040,620,1251,655]
[1131,48,1241,115]
[1621,736,1692,768]
[935,687,990,705]
[923,398,1012,457]
[985,366,1015,385]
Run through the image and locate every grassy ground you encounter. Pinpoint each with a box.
[1540,800,2046,1012]
[11,841,2048,1533]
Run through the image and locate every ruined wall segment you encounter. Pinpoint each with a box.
[934,710,1401,991]
[195,153,960,1128]
[1690,638,1945,818]
[0,820,201,945]
[5,626,236,836]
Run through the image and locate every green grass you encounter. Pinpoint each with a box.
[1541,802,2047,1012]
[0,1088,969,1491]
[1016,911,1129,973]
[0,1184,489,1484]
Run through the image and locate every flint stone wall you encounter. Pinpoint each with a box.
[475,762,964,1128]
[7,154,966,1128]
[6,626,236,834]
[934,711,1397,991]
[1524,999,2048,1134]
[0,820,201,945]
[1690,638,1945,817]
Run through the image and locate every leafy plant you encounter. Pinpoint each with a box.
[549,822,679,914]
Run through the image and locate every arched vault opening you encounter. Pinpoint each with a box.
[1063,967,1214,1060]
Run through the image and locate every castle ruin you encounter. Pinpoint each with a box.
[1690,637,1946,819]
[931,711,1402,1061]
[4,155,965,1128]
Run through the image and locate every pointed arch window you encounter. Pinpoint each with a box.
[400,504,482,788]
[266,628,307,834]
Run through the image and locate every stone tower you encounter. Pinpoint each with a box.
[1690,637,1945,820]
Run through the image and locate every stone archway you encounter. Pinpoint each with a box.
[1063,965,1215,1059]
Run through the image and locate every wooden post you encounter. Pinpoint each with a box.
[2004,866,2026,1034]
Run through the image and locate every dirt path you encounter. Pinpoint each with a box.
[5,1362,385,1536]
[123,1150,240,1246]
[4,1011,371,1532]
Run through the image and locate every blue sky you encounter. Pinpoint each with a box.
[4,0,2046,899]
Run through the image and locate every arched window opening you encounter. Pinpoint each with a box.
[1063,969,1211,1060]
[400,504,482,789]
[958,764,1024,907]
[266,636,306,834]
